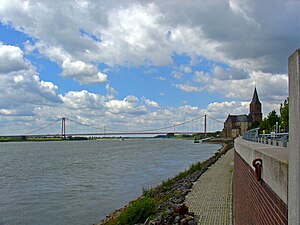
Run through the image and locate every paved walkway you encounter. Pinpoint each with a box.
[185,149,234,225]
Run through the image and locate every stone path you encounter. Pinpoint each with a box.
[185,149,234,225]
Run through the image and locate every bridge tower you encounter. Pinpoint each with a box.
[61,117,66,138]
[204,114,207,138]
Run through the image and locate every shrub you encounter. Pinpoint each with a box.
[118,197,157,225]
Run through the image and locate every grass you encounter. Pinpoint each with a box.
[118,197,157,225]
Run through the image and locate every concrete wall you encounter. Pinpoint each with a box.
[234,137,288,225]
[288,49,300,225]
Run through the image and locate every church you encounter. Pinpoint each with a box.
[221,88,262,138]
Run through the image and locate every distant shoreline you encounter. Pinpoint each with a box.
[0,134,223,143]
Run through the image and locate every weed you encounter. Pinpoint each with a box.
[118,197,157,225]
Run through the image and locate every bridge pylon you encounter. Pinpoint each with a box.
[204,114,207,138]
[61,117,66,138]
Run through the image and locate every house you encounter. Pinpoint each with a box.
[221,87,262,138]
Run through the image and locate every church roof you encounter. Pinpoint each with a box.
[226,114,252,123]
[251,87,261,104]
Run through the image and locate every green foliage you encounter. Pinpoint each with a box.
[118,197,157,225]
[260,110,280,133]
[142,187,156,198]
[280,97,289,132]
[260,97,289,133]
[248,121,260,130]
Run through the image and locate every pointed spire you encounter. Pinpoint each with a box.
[251,87,261,104]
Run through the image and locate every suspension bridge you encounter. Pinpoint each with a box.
[4,114,224,139]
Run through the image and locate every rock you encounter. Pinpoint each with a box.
[180,218,188,225]
[185,215,193,221]
[188,220,197,225]
[175,216,181,223]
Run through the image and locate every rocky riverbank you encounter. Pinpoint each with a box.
[97,139,233,225]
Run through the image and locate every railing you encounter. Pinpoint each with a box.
[243,128,289,147]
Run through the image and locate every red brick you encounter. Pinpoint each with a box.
[233,150,288,225]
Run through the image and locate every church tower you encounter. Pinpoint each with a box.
[249,87,262,123]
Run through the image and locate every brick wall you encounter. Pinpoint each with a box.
[233,150,288,225]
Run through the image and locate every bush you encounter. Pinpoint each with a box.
[118,197,157,225]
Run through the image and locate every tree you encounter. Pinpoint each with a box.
[260,110,280,133]
[279,97,289,132]
[259,97,288,133]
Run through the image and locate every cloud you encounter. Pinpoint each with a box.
[1,0,298,75]
[174,83,199,92]
[172,71,183,80]
[142,97,159,108]
[60,90,106,110]
[61,59,107,84]
[0,43,61,123]
[0,43,28,73]
[105,96,146,115]
[212,65,248,80]
[0,70,61,119]
[29,43,108,84]
[179,65,192,74]
[207,101,249,117]
[155,76,166,81]
[193,69,288,113]
[105,83,118,98]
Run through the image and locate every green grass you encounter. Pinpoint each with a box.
[118,197,157,225]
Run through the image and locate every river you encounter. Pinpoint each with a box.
[0,139,220,225]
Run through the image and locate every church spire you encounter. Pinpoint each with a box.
[249,87,262,123]
[251,87,261,104]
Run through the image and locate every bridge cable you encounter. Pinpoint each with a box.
[25,119,61,135]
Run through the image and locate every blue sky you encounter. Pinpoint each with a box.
[0,0,299,135]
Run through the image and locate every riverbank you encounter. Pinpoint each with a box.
[97,139,233,225]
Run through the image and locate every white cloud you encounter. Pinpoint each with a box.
[179,65,192,74]
[207,101,249,117]
[60,90,106,110]
[212,65,248,80]
[193,69,288,115]
[105,83,118,99]
[0,0,298,73]
[105,96,146,115]
[174,83,199,92]
[0,70,61,120]
[172,71,183,80]
[155,76,166,81]
[142,97,159,108]
[0,43,28,73]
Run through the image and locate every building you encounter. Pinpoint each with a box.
[221,87,262,138]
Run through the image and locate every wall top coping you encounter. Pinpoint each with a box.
[235,137,288,165]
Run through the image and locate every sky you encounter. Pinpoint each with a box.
[0,0,299,135]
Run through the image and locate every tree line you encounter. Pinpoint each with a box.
[259,97,289,133]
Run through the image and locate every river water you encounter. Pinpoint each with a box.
[0,139,220,225]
